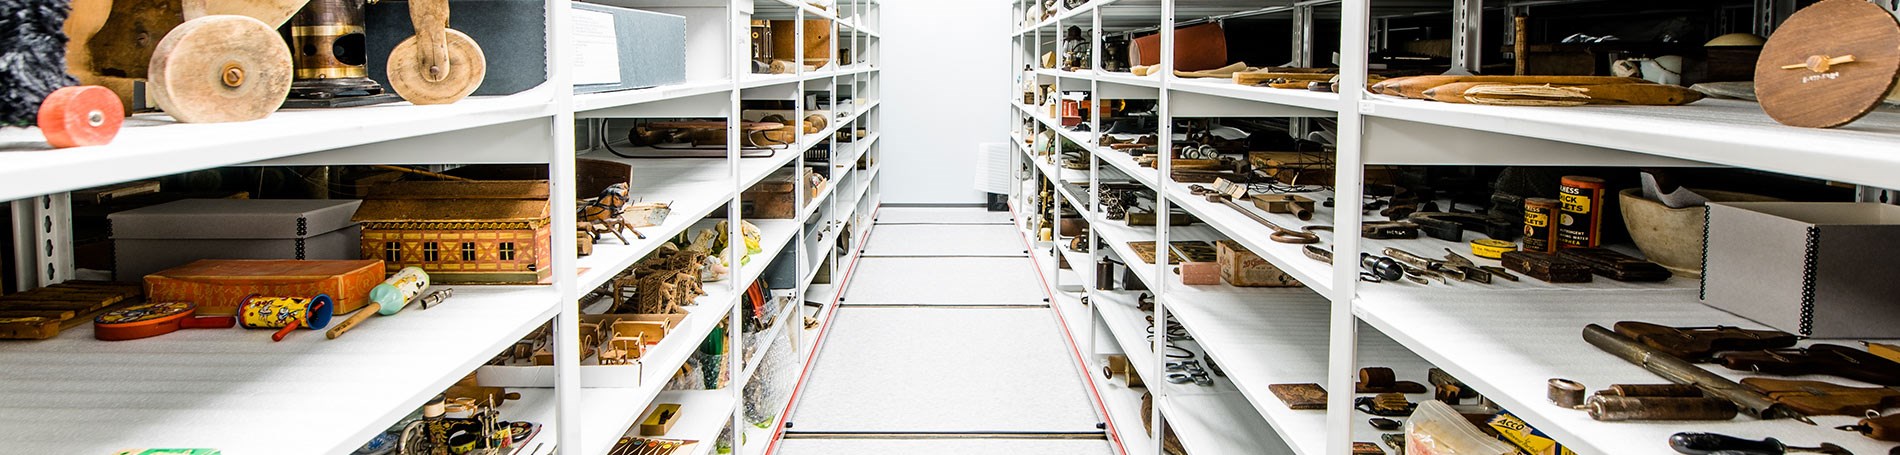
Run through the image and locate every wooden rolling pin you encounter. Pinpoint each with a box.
[1372,75,1652,99]
[1423,82,1706,106]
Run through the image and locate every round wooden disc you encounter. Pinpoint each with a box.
[387,30,486,105]
[1756,0,1900,128]
[37,86,124,148]
[148,15,293,123]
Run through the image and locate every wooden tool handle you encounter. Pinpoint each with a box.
[1781,54,1857,72]
[409,0,452,82]
[325,303,381,339]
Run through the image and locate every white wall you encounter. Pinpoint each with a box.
[879,0,1011,204]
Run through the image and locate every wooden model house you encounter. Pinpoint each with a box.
[353,180,553,284]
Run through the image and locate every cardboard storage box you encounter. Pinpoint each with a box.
[109,199,363,281]
[145,259,385,316]
[1172,242,1221,286]
[1216,240,1300,287]
[1702,202,1900,337]
[570,3,687,94]
[369,0,548,96]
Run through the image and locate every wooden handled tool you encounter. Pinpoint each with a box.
[1371,75,1651,99]
[327,267,430,339]
[1743,377,1900,416]
[1422,82,1705,106]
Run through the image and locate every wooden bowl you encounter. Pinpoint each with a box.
[1619,188,1780,277]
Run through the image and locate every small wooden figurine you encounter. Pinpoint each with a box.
[580,182,644,244]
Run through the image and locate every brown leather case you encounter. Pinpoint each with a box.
[1269,383,1328,410]
[1131,23,1229,73]
[1557,248,1673,282]
[1501,251,1593,283]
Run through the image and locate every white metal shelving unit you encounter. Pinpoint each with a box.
[1009,1,1900,454]
[0,0,878,453]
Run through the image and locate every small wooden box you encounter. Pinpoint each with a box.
[1217,241,1300,287]
[743,172,797,219]
[641,403,682,436]
[145,259,385,316]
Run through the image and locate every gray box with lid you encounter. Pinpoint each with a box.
[109,199,364,280]
[1701,202,1900,338]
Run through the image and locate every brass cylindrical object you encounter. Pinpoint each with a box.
[1587,395,1738,421]
[1601,384,1704,398]
[1581,324,1804,421]
[1548,378,1586,408]
[289,0,389,99]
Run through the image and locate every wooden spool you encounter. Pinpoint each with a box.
[386,0,485,105]
[37,86,124,148]
[1755,0,1900,128]
[387,30,485,105]
[147,15,294,123]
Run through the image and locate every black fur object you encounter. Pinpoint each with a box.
[0,0,76,127]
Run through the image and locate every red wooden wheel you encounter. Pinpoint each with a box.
[37,86,124,148]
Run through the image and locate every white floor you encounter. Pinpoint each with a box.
[841,257,1047,305]
[861,224,1027,257]
[780,207,1112,454]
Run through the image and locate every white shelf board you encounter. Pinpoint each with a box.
[640,390,739,455]
[1360,97,1900,188]
[1088,289,1246,394]
[1159,392,1296,455]
[496,387,561,455]
[1091,356,1157,454]
[575,78,736,114]
[0,285,559,454]
[796,178,841,222]
[1157,179,1334,295]
[1165,286,1435,455]
[573,145,803,293]
[0,92,555,201]
[1096,70,1163,88]
[1013,0,1111,36]
[566,290,734,454]
[1168,76,1342,114]
[1354,288,1900,455]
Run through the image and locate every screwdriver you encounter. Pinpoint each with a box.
[1668,432,1851,455]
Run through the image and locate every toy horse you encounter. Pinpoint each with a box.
[580,183,644,244]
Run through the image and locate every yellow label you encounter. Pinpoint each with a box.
[1559,193,1591,214]
[1525,212,1549,228]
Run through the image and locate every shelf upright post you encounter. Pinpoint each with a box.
[1448,0,1482,75]
[1328,0,1373,453]
[729,0,747,448]
[9,193,74,290]
[1084,2,1102,371]
[545,0,584,450]
[1151,1,1174,454]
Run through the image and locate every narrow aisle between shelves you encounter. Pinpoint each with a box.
[777,207,1112,455]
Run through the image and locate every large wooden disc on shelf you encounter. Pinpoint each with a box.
[1755,0,1900,128]
[148,15,294,123]
[387,30,486,105]
[37,86,125,148]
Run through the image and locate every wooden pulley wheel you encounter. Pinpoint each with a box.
[148,15,294,123]
[37,86,124,148]
[387,30,486,105]
[1755,0,1900,128]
